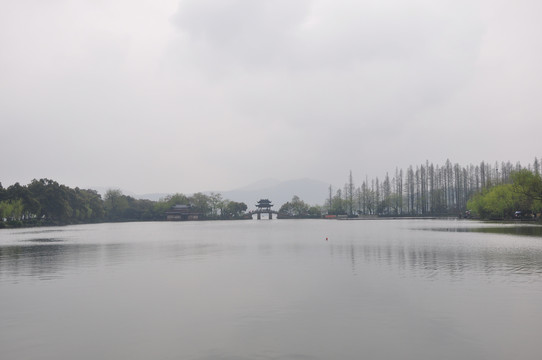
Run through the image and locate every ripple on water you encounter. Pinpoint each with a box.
[22,238,65,243]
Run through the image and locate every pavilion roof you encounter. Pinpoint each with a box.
[256,199,273,207]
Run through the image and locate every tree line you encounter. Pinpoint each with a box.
[326,158,542,219]
[2,158,540,227]
[278,195,322,218]
[0,179,249,228]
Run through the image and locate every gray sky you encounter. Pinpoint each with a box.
[1,0,541,194]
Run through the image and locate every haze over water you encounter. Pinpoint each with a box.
[1,219,542,360]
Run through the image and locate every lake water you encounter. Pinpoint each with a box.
[1,219,542,360]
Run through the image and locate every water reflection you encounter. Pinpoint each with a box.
[16,229,68,235]
[3,222,542,284]
[0,230,238,282]
[23,238,65,243]
[435,225,542,237]
[332,236,542,281]
[2,221,542,360]
[0,243,106,281]
[0,244,69,281]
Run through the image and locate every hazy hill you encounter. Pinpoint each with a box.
[221,178,329,210]
[96,178,329,208]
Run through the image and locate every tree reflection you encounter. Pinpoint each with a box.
[330,235,542,281]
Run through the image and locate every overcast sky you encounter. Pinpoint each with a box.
[1,0,541,194]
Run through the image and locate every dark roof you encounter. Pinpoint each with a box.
[165,204,200,215]
[171,204,191,210]
[256,199,273,207]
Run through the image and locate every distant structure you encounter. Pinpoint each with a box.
[165,204,202,221]
[254,199,275,220]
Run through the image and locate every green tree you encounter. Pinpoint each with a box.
[308,205,322,217]
[279,195,310,217]
[511,169,542,202]
[467,184,527,219]
[82,189,105,221]
[6,182,40,219]
[222,201,247,218]
[330,190,346,215]
[26,179,72,222]
[163,193,190,207]
[0,201,13,221]
[208,192,223,218]
[0,199,24,221]
[189,193,212,217]
[346,171,355,216]
[104,189,129,221]
[0,182,6,202]
[122,197,155,221]
[11,199,24,220]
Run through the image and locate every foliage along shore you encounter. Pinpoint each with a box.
[324,158,542,222]
[1,158,542,228]
[0,181,251,229]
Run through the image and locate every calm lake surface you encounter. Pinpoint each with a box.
[1,219,542,360]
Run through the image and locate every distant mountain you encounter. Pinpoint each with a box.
[221,178,329,210]
[234,178,281,192]
[93,178,330,208]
